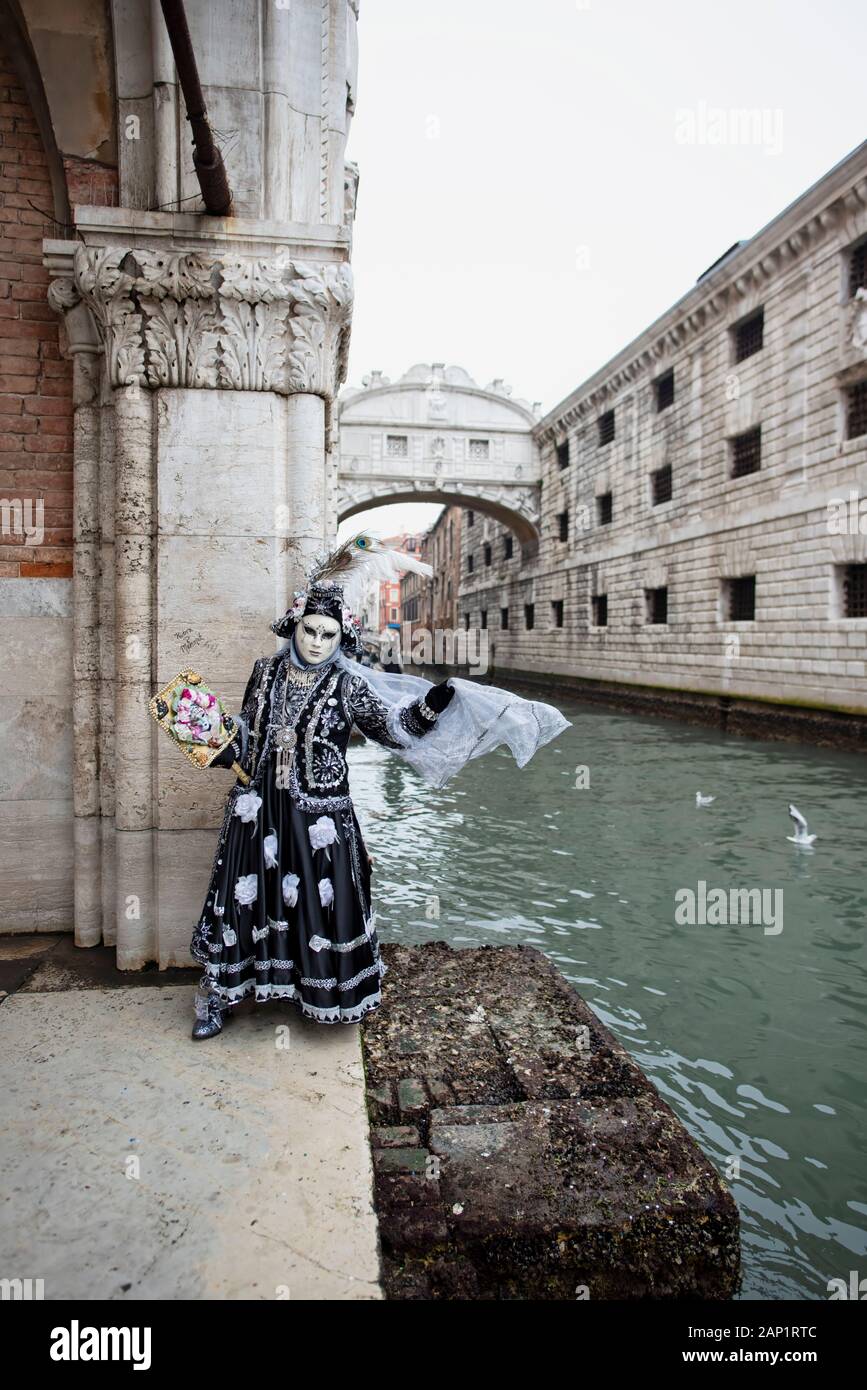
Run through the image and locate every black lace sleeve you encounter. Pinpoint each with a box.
[343,672,437,748]
[210,658,264,770]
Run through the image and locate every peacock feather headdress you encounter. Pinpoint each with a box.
[270,531,433,646]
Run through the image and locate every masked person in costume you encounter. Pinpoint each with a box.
[189,533,570,1039]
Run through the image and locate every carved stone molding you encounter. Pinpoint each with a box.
[47,245,353,399]
[285,261,353,396]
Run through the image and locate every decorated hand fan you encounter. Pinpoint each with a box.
[149,670,250,783]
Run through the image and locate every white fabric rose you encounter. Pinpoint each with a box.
[234,874,258,907]
[282,872,300,908]
[234,791,262,824]
[318,876,334,907]
[263,833,278,869]
[308,815,338,851]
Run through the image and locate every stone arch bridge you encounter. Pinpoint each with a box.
[335,363,542,542]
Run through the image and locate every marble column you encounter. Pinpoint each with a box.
[45,233,353,966]
[46,282,104,947]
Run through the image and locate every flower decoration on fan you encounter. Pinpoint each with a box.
[173,683,223,745]
[149,669,250,782]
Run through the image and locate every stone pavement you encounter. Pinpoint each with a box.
[0,935,382,1300]
[1,933,742,1301]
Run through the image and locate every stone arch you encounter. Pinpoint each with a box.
[0,0,71,226]
[337,485,540,544]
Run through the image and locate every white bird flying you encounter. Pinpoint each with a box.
[787,804,817,846]
[696,792,716,807]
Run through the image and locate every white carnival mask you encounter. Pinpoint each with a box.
[295,614,341,665]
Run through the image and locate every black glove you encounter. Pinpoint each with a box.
[425,680,455,714]
[210,741,239,769]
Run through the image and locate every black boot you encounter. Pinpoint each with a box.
[191,986,226,1040]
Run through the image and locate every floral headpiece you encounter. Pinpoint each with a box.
[271,579,363,655]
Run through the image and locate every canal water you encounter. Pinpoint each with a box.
[348,693,867,1301]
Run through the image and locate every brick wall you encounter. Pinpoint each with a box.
[0,42,73,580]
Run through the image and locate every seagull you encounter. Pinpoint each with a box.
[696,792,715,807]
[787,804,817,846]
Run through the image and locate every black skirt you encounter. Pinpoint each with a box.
[190,766,387,1024]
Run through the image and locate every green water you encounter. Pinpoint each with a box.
[348,695,867,1300]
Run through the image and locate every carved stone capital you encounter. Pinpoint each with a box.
[47,276,81,313]
[47,275,101,358]
[53,245,352,398]
[284,261,354,397]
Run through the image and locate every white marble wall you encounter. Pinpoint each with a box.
[0,580,74,931]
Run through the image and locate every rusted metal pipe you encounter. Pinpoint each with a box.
[159,0,233,216]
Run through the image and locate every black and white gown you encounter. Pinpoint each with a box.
[189,646,437,1024]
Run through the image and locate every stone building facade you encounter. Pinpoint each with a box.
[459,142,867,728]
[427,504,462,634]
[0,0,360,955]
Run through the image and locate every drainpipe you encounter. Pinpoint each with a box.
[158,0,233,215]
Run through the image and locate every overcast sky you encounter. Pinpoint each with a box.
[338,0,867,541]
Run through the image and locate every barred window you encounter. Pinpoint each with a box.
[843,563,867,618]
[501,606,509,629]
[386,434,408,457]
[467,510,475,526]
[557,440,570,470]
[592,594,608,627]
[652,465,673,505]
[655,370,674,412]
[847,380,867,439]
[598,410,615,446]
[552,599,564,628]
[469,438,490,459]
[463,612,470,630]
[597,492,613,525]
[734,309,764,363]
[480,609,487,630]
[467,552,474,573]
[504,534,514,559]
[729,575,756,621]
[484,543,492,566]
[524,602,535,630]
[646,586,668,624]
[731,426,762,478]
[557,510,569,541]
[849,240,867,298]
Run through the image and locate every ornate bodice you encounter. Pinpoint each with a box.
[218,653,435,811]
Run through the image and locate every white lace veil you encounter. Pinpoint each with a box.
[337,653,571,788]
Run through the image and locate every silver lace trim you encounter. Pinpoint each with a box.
[208,976,383,1023]
[207,953,294,976]
[308,930,370,954]
[299,961,380,992]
